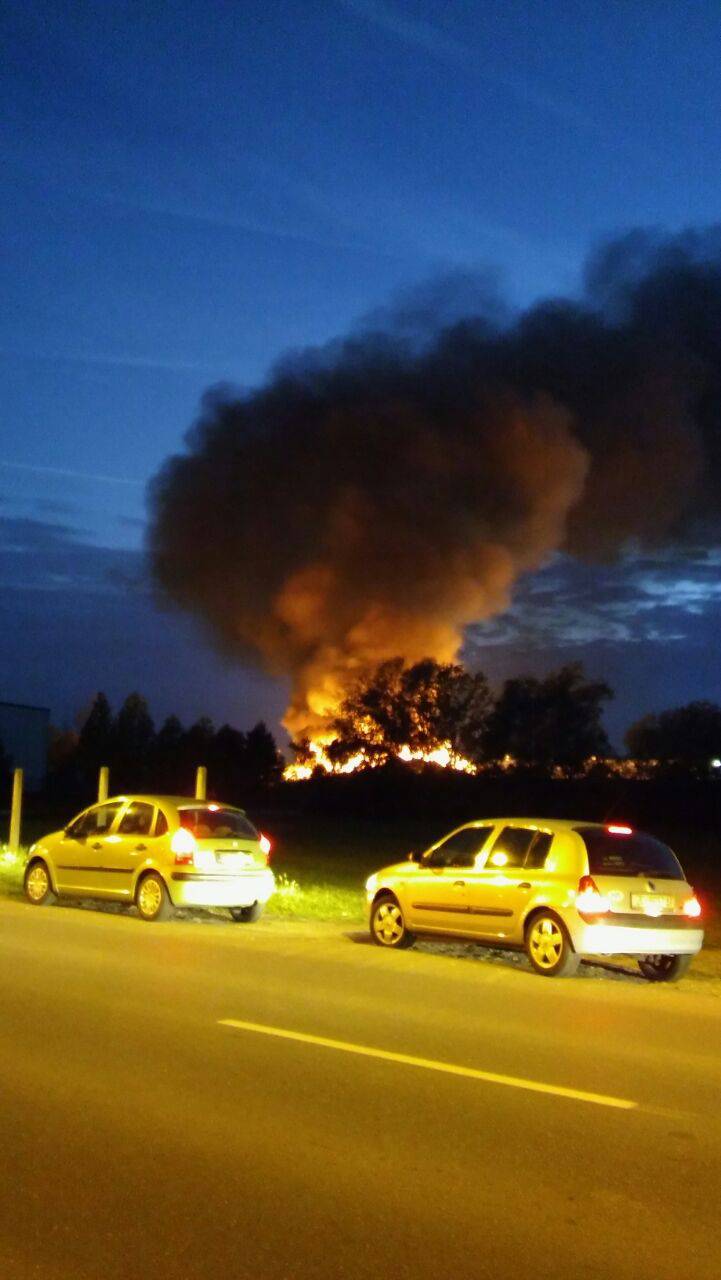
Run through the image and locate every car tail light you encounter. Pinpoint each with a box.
[259,832,272,863]
[607,824,632,835]
[171,827,196,865]
[682,895,702,919]
[576,875,611,915]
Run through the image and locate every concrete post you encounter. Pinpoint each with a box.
[97,766,109,803]
[195,765,207,800]
[9,768,23,852]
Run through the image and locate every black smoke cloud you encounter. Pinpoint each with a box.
[148,228,721,740]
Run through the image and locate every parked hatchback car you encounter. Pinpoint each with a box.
[24,795,275,922]
[366,818,703,980]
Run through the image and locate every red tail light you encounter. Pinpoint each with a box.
[683,895,702,919]
[576,875,611,916]
[171,828,196,866]
[259,832,272,863]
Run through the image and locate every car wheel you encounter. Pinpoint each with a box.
[24,859,57,906]
[638,954,693,982]
[525,912,579,977]
[136,872,172,922]
[370,894,415,949]
[229,902,264,923]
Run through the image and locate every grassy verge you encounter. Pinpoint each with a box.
[0,848,24,897]
[4,816,720,954]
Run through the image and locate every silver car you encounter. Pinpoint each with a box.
[24,795,275,922]
[365,818,704,980]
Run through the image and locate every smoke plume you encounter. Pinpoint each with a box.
[148,228,721,741]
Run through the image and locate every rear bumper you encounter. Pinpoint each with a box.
[571,916,704,957]
[169,869,275,909]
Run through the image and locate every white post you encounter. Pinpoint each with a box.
[195,765,207,800]
[97,765,109,803]
[9,768,23,852]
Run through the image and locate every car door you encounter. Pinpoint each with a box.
[99,800,158,899]
[466,825,554,940]
[53,801,124,896]
[405,825,496,933]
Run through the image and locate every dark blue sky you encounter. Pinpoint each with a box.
[3,0,721,747]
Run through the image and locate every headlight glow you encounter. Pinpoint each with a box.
[365,874,378,893]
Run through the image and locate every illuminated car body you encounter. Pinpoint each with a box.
[366,818,704,979]
[24,795,275,922]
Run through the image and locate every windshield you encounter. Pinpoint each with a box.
[178,807,259,840]
[576,827,684,880]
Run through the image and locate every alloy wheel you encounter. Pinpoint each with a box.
[26,862,50,903]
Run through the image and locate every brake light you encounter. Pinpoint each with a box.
[259,832,272,862]
[171,827,196,865]
[576,875,611,915]
[683,895,702,919]
[607,824,632,835]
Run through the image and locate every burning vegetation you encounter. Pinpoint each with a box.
[148,228,721,771]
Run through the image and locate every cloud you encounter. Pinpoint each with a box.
[336,0,595,131]
[0,514,149,596]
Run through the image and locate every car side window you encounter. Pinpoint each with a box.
[154,810,168,837]
[118,802,154,837]
[426,826,494,869]
[486,826,536,869]
[67,802,122,838]
[525,832,553,868]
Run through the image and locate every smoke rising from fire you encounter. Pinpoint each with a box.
[148,228,721,741]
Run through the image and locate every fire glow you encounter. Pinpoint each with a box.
[283,739,478,781]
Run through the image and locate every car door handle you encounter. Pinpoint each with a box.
[134,844,147,852]
[453,880,466,888]
[91,842,103,851]
[517,882,531,890]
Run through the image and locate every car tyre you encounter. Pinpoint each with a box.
[136,872,173,922]
[370,894,415,949]
[24,859,57,907]
[525,911,579,977]
[638,954,693,982]
[229,902,264,923]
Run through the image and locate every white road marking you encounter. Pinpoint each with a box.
[218,1018,637,1110]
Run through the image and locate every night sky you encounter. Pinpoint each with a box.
[3,0,721,749]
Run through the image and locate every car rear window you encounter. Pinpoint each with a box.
[575,828,684,879]
[178,807,259,840]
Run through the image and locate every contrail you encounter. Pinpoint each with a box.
[0,460,144,487]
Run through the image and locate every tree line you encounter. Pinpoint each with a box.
[293,658,721,777]
[44,692,284,802]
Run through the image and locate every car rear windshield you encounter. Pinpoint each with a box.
[178,807,259,840]
[575,827,684,880]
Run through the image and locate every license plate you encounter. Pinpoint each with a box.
[218,852,253,869]
[630,893,673,915]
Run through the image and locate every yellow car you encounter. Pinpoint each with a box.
[366,818,704,980]
[24,795,275,922]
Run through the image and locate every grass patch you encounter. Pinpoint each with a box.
[0,848,25,897]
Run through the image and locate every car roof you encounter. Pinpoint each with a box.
[456,817,627,832]
[99,795,243,810]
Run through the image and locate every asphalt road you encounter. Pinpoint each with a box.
[1,898,720,1280]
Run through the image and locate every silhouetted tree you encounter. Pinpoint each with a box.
[113,693,155,789]
[151,715,186,792]
[209,724,247,799]
[244,721,284,789]
[483,663,612,772]
[326,657,491,766]
[77,692,113,776]
[0,735,12,790]
[625,700,721,774]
